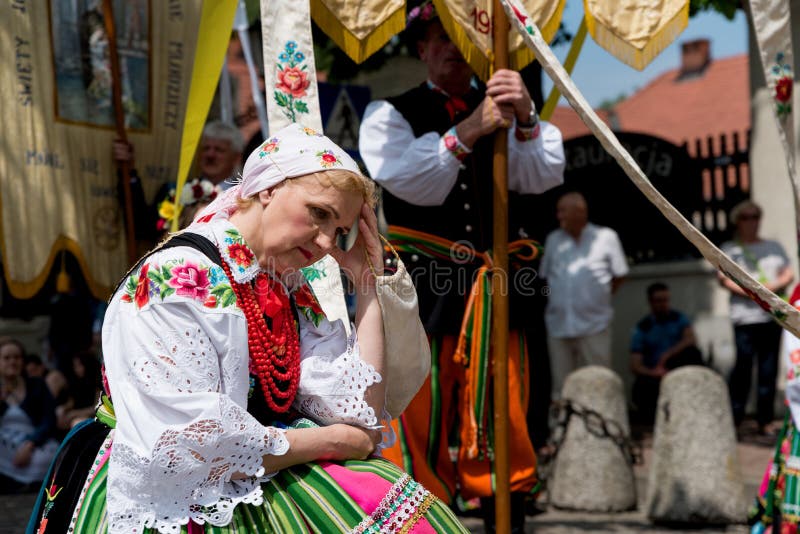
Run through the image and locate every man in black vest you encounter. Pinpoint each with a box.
[359,2,564,530]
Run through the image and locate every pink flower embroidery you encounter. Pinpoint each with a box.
[277,66,310,98]
[168,262,211,301]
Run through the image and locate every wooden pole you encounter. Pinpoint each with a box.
[492,1,511,533]
[102,0,137,265]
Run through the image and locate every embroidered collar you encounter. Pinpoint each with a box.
[189,219,262,284]
[188,220,313,297]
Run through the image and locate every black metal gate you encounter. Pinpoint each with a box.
[523,131,750,265]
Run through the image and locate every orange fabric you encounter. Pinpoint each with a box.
[383,332,537,501]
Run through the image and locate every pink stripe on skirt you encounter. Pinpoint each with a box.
[322,462,436,533]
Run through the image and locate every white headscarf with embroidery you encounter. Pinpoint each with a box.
[190,123,362,227]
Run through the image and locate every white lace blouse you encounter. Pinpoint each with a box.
[102,219,384,534]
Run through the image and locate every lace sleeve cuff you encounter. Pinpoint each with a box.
[294,336,384,429]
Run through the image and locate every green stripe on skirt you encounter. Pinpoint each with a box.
[70,456,468,533]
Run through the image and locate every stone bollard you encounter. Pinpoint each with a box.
[549,366,637,511]
[646,365,747,524]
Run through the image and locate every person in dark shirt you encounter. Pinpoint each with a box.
[630,282,702,425]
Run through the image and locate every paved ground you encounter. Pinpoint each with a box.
[1,429,775,534]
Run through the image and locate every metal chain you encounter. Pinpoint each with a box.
[545,399,642,468]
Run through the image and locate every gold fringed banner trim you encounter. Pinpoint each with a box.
[431,0,492,81]
[1,236,113,300]
[310,0,406,64]
[583,0,689,71]
[433,0,566,81]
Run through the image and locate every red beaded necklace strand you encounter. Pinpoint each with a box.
[220,260,300,413]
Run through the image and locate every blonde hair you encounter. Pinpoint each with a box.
[237,169,377,209]
[298,170,377,208]
[730,199,762,224]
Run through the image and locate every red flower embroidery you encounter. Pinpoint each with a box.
[776,77,793,103]
[204,295,217,308]
[742,286,773,313]
[792,349,800,365]
[277,66,310,98]
[134,264,150,308]
[168,262,211,301]
[294,284,324,316]
[444,135,457,151]
[511,4,527,25]
[316,149,341,168]
[227,243,254,267]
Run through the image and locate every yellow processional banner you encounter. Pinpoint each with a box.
[0,0,204,299]
[583,0,689,70]
[434,0,565,80]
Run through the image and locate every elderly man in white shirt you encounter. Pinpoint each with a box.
[540,191,629,399]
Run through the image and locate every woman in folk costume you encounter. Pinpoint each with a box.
[750,283,800,533]
[27,124,468,534]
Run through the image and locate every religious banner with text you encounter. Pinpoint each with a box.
[0,0,203,298]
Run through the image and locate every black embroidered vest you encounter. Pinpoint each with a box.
[383,83,536,334]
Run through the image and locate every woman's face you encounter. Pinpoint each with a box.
[254,175,363,273]
[0,344,24,379]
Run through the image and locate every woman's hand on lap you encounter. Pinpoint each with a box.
[319,423,380,461]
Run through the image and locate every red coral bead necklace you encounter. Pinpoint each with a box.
[220,260,300,413]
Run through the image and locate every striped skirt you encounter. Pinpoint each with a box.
[28,420,468,534]
[750,412,800,533]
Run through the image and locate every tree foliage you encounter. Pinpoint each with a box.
[689,0,741,20]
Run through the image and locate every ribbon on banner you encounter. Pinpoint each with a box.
[172,0,238,232]
[498,0,800,338]
[261,0,323,135]
[747,0,800,235]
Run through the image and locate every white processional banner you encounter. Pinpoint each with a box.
[261,0,323,135]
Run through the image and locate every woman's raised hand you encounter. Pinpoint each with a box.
[330,203,382,290]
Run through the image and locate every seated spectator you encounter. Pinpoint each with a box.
[0,337,58,493]
[24,354,69,408]
[630,282,703,425]
[56,350,102,431]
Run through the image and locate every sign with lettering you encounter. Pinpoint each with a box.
[524,132,703,264]
[0,0,203,298]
